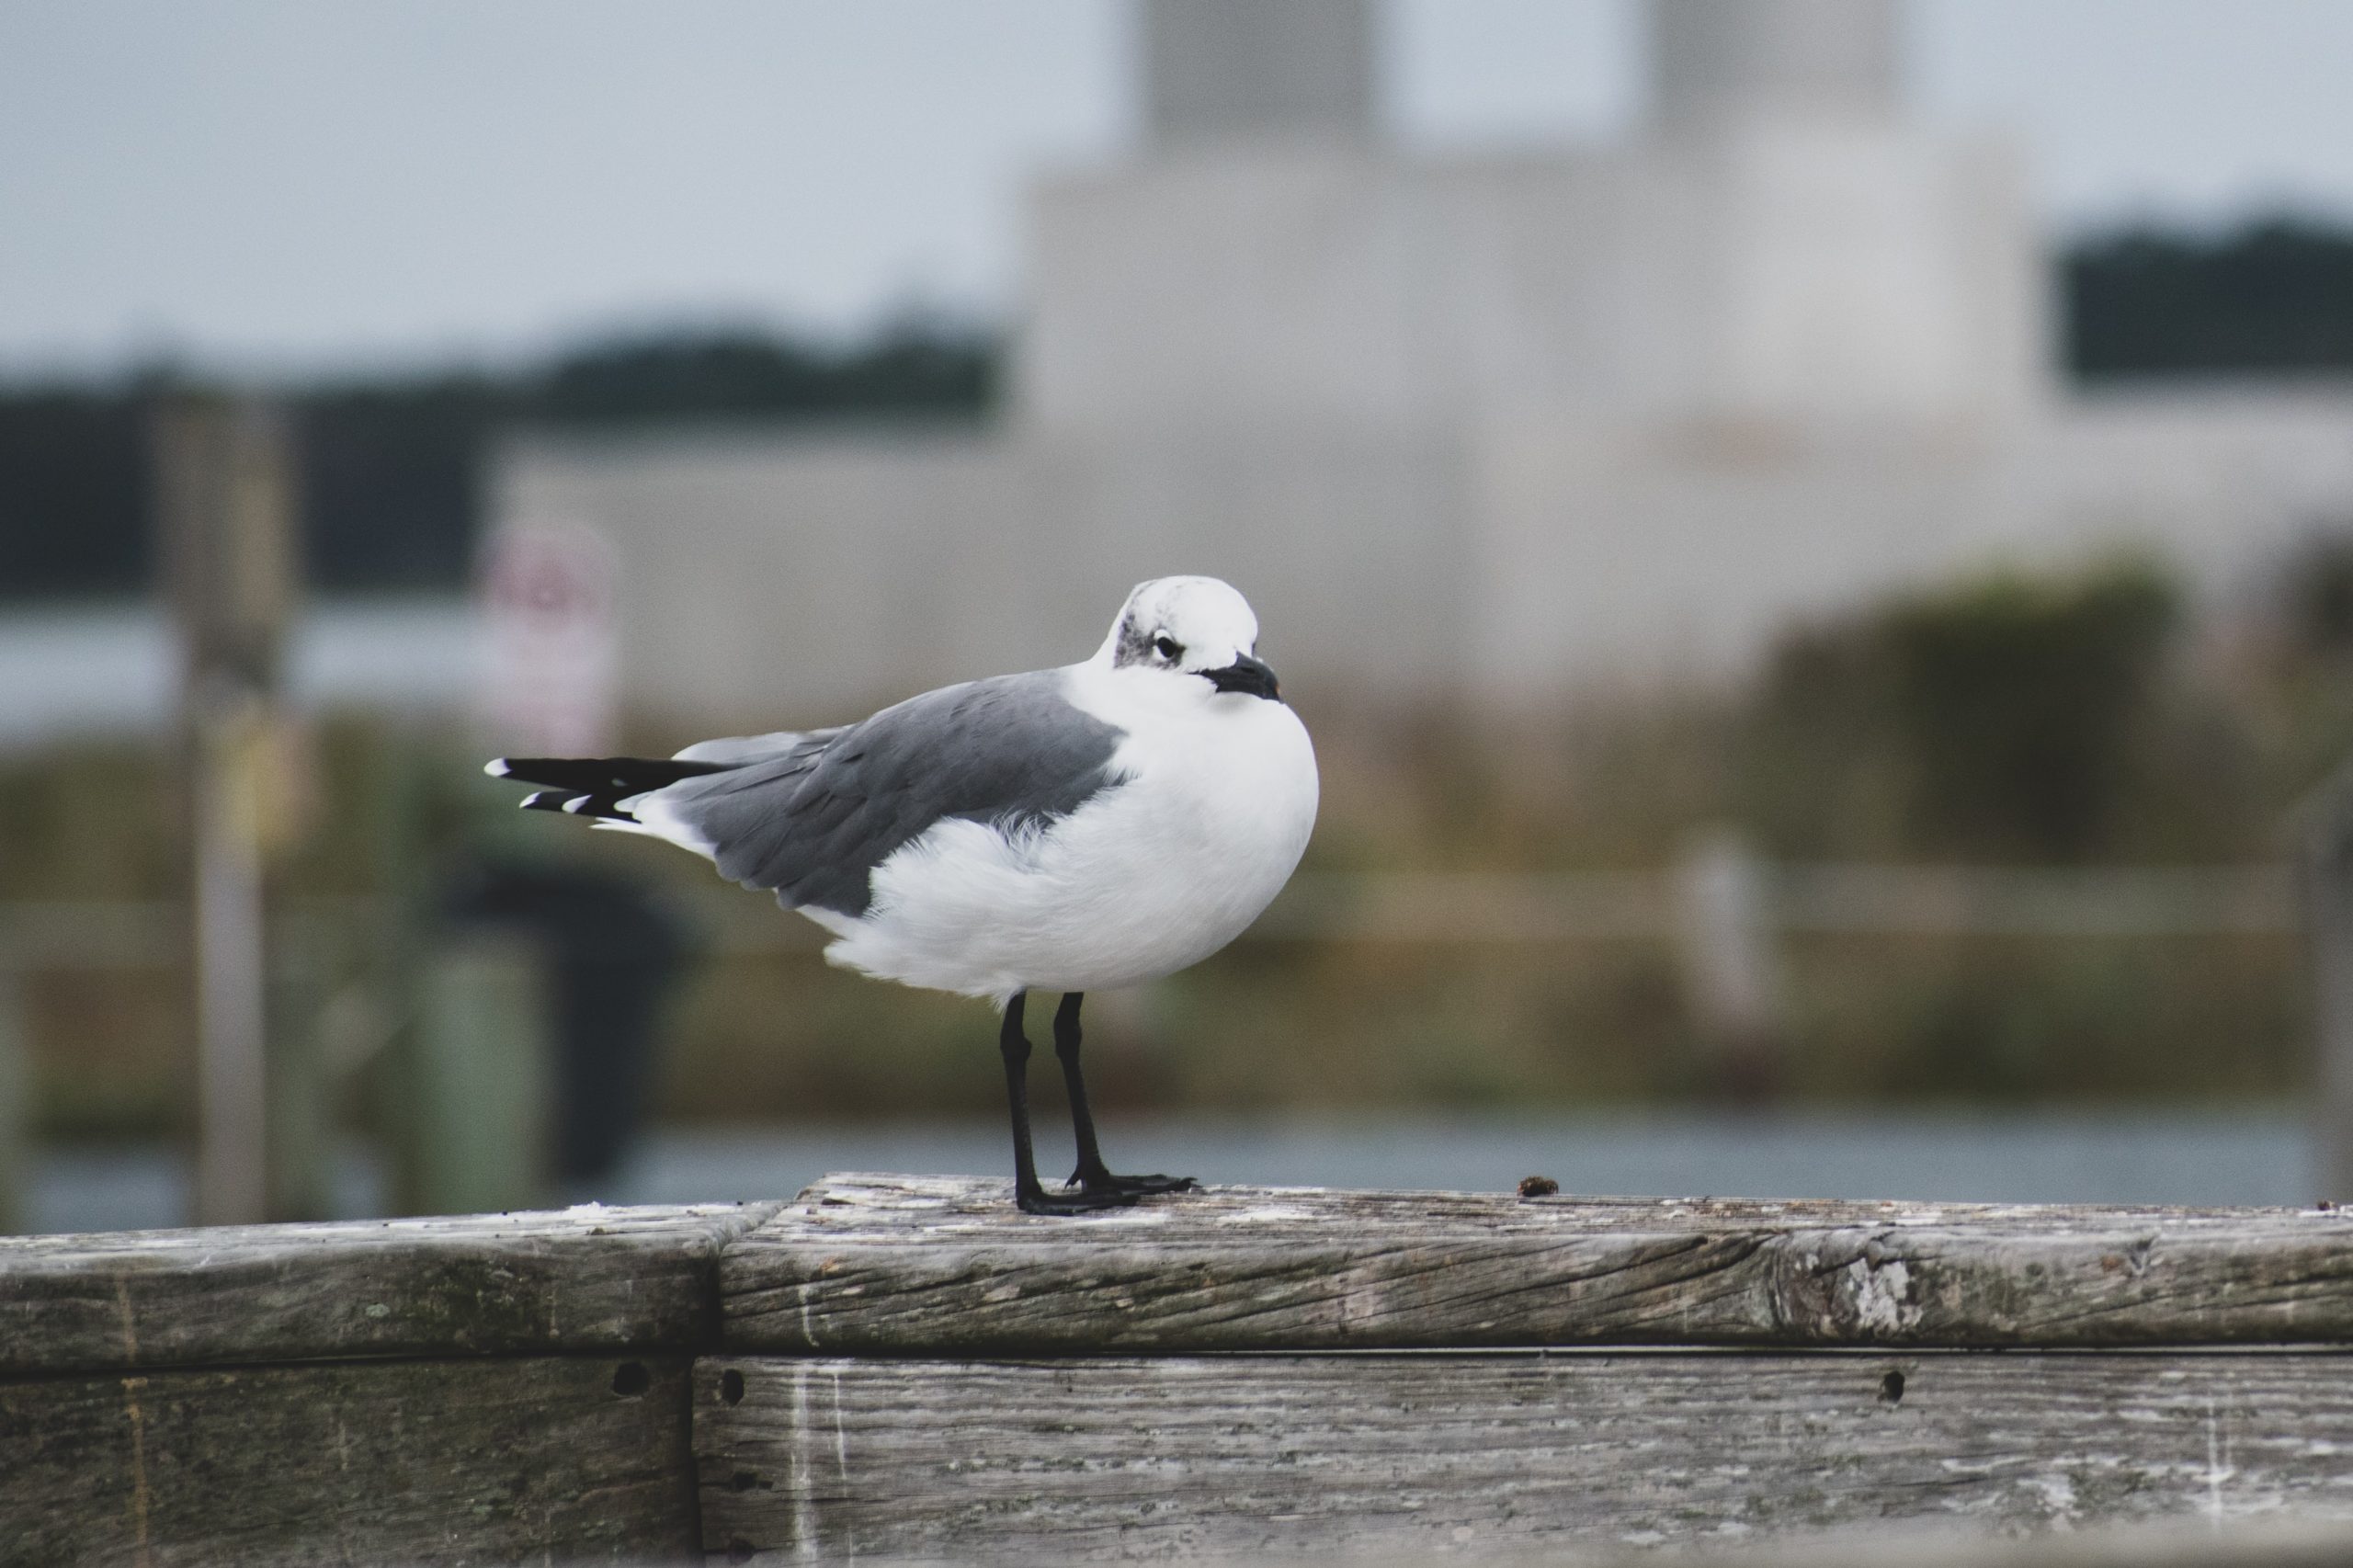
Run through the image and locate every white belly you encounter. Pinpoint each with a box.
[809,697,1318,1002]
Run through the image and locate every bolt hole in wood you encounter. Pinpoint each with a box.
[1879,1368,1906,1404]
[721,1369,746,1405]
[609,1360,651,1398]
[730,1471,759,1493]
[727,1539,756,1563]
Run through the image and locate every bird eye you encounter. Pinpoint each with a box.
[1153,635,1182,661]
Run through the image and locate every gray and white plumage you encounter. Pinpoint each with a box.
[488,575,1319,1005]
[647,672,1124,919]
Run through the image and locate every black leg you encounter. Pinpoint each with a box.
[1001,991,1131,1215]
[1054,993,1197,1199]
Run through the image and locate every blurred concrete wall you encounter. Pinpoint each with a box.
[496,420,1469,727]
[1018,129,2040,434]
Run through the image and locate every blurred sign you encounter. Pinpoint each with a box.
[476,519,619,758]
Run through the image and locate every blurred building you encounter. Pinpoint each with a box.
[496,0,2353,729]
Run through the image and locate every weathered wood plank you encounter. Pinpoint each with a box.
[1631,1523,2353,1568]
[2,1354,698,1567]
[695,1351,2353,1562]
[1586,1523,2353,1568]
[1337,1522,2353,1566]
[0,1201,779,1376]
[723,1175,2353,1352]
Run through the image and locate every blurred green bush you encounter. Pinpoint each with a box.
[1744,561,2206,862]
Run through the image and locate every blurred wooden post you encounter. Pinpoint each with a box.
[394,936,551,1217]
[159,395,301,1227]
[266,925,334,1221]
[1673,826,1786,1100]
[0,971,28,1233]
[2303,776,2353,1202]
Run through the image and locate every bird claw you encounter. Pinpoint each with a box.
[1066,1170,1200,1198]
[1017,1186,1137,1216]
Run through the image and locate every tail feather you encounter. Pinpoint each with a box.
[487,755,729,823]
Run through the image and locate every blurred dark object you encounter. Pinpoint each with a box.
[2302,761,2353,1204]
[2067,217,2353,379]
[441,858,689,1184]
[2279,529,2353,659]
[1516,1175,1559,1199]
[0,322,999,604]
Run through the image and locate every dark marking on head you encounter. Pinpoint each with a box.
[1112,608,1158,668]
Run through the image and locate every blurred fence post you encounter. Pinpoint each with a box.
[0,971,28,1234]
[1674,827,1786,1100]
[2303,776,2353,1202]
[392,936,551,1217]
[159,394,299,1227]
[266,926,333,1222]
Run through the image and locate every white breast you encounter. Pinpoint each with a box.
[811,666,1319,1002]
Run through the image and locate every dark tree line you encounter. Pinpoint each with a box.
[2065,217,2353,378]
[0,324,998,601]
[0,389,157,600]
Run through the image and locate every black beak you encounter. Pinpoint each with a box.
[1204,654,1281,701]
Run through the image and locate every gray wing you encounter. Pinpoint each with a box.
[651,670,1126,918]
[672,729,826,765]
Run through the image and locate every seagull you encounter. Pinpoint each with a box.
[486,575,1319,1214]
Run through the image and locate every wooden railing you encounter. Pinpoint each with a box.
[7,1175,2353,1562]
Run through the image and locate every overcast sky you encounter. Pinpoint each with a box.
[5,0,2353,377]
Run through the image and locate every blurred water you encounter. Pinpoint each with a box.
[20,1108,2320,1235]
[0,598,472,745]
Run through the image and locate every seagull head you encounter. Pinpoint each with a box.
[1095,576,1282,706]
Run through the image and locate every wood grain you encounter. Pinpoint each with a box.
[1,1354,699,1567]
[0,1201,778,1376]
[696,1350,2353,1562]
[1594,1522,2353,1568]
[722,1174,2353,1353]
